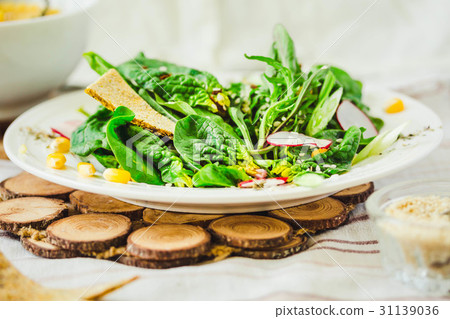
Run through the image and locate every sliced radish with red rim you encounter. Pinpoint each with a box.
[336,100,378,138]
[267,132,332,148]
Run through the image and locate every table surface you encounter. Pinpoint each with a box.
[0,78,449,301]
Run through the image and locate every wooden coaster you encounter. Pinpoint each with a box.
[268,197,348,231]
[143,208,224,227]
[21,237,79,259]
[331,182,374,205]
[70,191,144,220]
[0,172,74,200]
[0,197,67,232]
[118,255,199,269]
[47,213,131,251]
[237,236,308,259]
[208,215,292,249]
[127,224,211,260]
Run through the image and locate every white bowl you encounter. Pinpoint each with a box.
[0,0,97,116]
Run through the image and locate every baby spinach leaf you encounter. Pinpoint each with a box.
[70,106,113,157]
[83,52,116,76]
[192,164,249,187]
[174,115,251,169]
[121,124,193,187]
[106,107,163,185]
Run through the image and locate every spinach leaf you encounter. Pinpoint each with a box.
[83,52,115,76]
[106,107,163,185]
[121,124,193,187]
[192,164,249,187]
[174,115,252,169]
[70,106,113,157]
[92,149,119,169]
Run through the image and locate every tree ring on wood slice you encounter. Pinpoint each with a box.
[70,191,144,220]
[208,215,292,249]
[237,236,309,259]
[0,172,74,200]
[331,182,374,205]
[118,255,199,269]
[21,237,79,259]
[143,208,224,227]
[127,224,211,260]
[47,213,131,252]
[268,197,348,231]
[0,197,67,232]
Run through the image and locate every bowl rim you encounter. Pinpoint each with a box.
[0,0,99,27]
[366,179,450,229]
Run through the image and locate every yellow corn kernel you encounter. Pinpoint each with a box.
[77,162,96,178]
[216,93,230,107]
[50,137,70,153]
[46,153,66,169]
[311,148,327,158]
[385,98,404,114]
[103,168,131,184]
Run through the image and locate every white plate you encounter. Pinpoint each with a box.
[4,87,443,213]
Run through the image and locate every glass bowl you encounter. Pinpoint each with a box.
[366,180,450,295]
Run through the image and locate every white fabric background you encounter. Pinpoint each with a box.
[70,0,450,87]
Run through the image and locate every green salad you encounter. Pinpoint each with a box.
[70,24,404,188]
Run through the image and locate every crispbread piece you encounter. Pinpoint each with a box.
[85,69,175,136]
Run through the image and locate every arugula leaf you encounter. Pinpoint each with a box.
[272,24,301,76]
[192,164,249,187]
[106,107,163,185]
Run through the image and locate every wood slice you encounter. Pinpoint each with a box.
[70,191,144,220]
[118,255,199,269]
[127,224,210,260]
[0,172,74,200]
[0,197,67,232]
[237,236,309,259]
[268,197,348,231]
[143,208,224,227]
[208,215,292,249]
[47,213,131,252]
[331,182,375,205]
[21,237,79,259]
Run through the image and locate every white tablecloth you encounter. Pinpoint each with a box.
[0,79,449,300]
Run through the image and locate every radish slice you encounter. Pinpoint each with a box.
[267,132,332,148]
[238,177,288,188]
[51,120,84,140]
[336,100,378,138]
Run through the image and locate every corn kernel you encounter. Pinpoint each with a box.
[77,162,96,178]
[311,148,327,158]
[50,137,70,153]
[47,153,66,169]
[385,98,404,114]
[103,168,131,184]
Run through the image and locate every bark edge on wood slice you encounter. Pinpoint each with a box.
[208,215,292,249]
[127,224,211,260]
[143,208,224,227]
[21,237,79,259]
[0,197,67,232]
[118,255,199,269]
[268,197,348,231]
[47,213,131,252]
[70,191,144,220]
[0,172,74,200]
[331,182,374,205]
[237,236,309,259]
